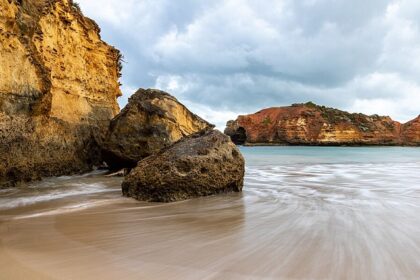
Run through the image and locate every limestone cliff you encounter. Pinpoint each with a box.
[0,0,122,187]
[225,103,419,146]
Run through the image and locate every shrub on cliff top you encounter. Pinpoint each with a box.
[305,101,318,108]
[71,1,82,13]
[117,52,125,78]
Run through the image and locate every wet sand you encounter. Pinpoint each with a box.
[1,147,420,279]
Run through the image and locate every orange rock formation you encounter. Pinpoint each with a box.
[225,102,418,146]
[0,0,122,187]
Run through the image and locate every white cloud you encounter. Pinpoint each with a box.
[346,72,420,121]
[182,101,245,130]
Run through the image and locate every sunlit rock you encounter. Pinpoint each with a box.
[0,0,122,188]
[102,88,214,169]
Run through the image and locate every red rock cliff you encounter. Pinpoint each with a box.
[401,116,420,145]
[224,102,419,146]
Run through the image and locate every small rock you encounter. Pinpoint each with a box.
[105,169,128,177]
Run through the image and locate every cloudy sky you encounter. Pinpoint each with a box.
[78,0,420,128]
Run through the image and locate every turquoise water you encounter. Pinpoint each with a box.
[240,146,420,165]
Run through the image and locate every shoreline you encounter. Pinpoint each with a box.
[1,148,420,279]
[241,142,420,147]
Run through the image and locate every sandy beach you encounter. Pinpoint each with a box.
[1,147,420,280]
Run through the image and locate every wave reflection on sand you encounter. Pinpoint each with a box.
[0,147,420,279]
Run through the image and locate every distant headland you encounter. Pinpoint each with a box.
[225,102,420,146]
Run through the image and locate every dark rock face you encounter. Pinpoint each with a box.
[102,89,214,169]
[122,130,245,202]
[0,114,103,188]
[225,121,247,145]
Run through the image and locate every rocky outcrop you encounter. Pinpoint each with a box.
[102,88,214,169]
[0,0,122,188]
[402,116,420,145]
[122,130,245,202]
[224,102,419,146]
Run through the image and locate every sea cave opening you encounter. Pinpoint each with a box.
[231,127,247,145]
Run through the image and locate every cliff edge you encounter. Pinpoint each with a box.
[0,0,122,187]
[402,115,420,145]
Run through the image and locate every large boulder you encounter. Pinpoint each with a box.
[122,130,245,202]
[102,89,214,169]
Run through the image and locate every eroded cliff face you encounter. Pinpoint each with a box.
[0,0,121,187]
[224,103,417,146]
[402,116,420,145]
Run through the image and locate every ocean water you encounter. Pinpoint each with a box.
[0,147,420,279]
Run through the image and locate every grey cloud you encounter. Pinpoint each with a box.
[78,0,420,127]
